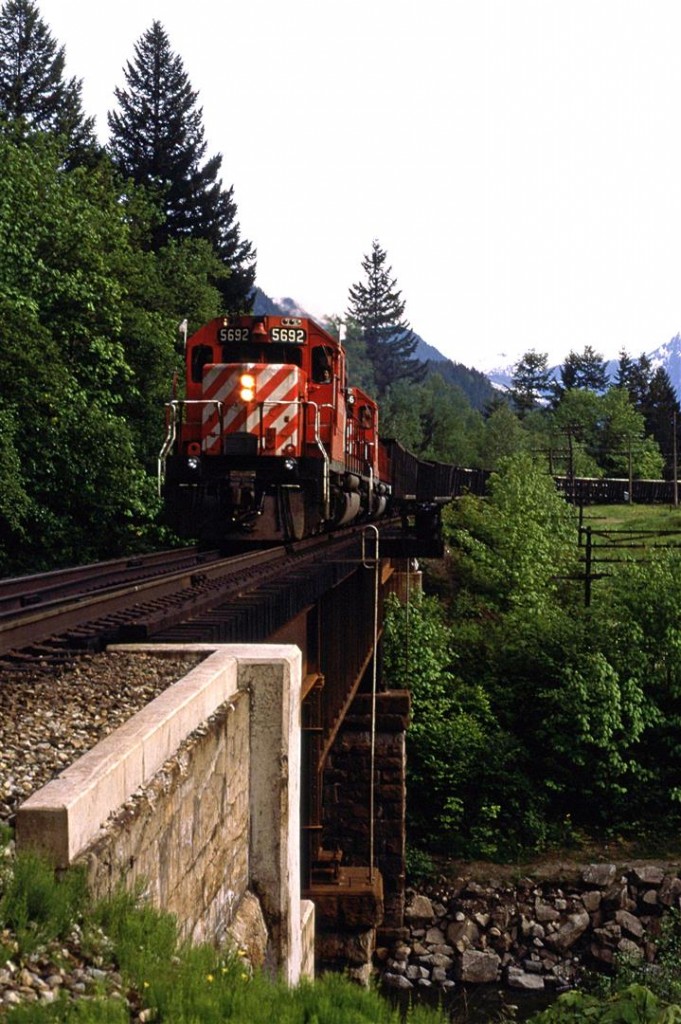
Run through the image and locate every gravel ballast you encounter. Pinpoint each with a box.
[0,651,204,827]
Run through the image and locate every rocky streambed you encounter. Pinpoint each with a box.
[380,861,681,995]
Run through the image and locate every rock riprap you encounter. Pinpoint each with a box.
[380,863,680,992]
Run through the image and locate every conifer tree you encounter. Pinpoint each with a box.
[107,20,255,310]
[615,349,635,391]
[0,0,97,164]
[346,240,424,396]
[510,349,552,416]
[640,366,680,474]
[557,345,609,395]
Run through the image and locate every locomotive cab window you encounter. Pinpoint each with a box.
[191,345,214,382]
[220,344,302,367]
[358,405,374,429]
[312,346,333,383]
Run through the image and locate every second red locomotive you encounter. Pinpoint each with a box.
[159,314,391,543]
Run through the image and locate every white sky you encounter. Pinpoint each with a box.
[35,0,681,371]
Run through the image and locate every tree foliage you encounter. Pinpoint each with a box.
[107,20,255,311]
[618,350,681,475]
[383,592,494,850]
[557,344,609,395]
[0,132,222,573]
[380,375,483,464]
[390,453,681,858]
[0,0,97,165]
[346,240,424,396]
[510,349,553,415]
[548,387,663,479]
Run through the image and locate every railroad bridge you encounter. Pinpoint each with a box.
[15,526,430,983]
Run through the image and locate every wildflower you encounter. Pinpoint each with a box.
[206,974,214,983]
[143,981,150,989]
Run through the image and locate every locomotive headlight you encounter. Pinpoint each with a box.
[239,373,255,402]
[284,458,297,471]
[187,456,200,470]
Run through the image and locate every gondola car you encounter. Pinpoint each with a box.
[159,315,390,543]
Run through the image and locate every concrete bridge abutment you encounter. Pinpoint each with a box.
[16,644,314,986]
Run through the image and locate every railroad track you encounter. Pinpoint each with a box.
[0,528,385,671]
[0,547,219,615]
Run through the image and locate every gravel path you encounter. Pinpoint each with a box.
[0,651,204,828]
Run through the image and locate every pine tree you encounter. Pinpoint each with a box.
[0,0,97,164]
[510,350,552,416]
[346,240,424,396]
[107,20,255,310]
[615,349,635,391]
[558,345,609,393]
[640,366,680,475]
[628,353,654,409]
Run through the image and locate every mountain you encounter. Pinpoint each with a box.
[414,336,448,363]
[251,288,305,317]
[482,336,681,403]
[646,334,681,399]
[250,287,497,409]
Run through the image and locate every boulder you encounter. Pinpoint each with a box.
[405,894,436,923]
[455,949,501,983]
[507,965,545,990]
[615,910,644,940]
[382,972,413,990]
[446,917,481,948]
[545,909,590,953]
[582,864,617,888]
[630,866,665,887]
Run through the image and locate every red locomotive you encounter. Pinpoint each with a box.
[159,314,391,543]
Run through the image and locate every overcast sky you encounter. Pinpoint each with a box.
[35,0,681,370]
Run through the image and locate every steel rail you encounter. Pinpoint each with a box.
[0,548,218,615]
[0,546,288,658]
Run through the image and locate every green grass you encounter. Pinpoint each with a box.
[0,847,447,1024]
[580,502,681,537]
[0,850,88,956]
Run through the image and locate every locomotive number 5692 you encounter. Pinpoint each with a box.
[270,327,306,343]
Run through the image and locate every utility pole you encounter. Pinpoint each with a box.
[674,410,679,508]
[584,526,592,608]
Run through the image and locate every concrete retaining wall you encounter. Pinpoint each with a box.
[15,644,314,985]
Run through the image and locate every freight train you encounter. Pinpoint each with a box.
[158,313,676,547]
[159,314,402,544]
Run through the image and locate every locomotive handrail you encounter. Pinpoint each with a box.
[305,401,330,520]
[158,400,183,492]
[158,396,332,521]
[158,399,225,492]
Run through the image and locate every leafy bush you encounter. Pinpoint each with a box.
[527,984,681,1023]
[391,453,681,857]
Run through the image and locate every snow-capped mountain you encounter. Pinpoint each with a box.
[251,288,681,404]
[646,334,681,398]
[481,335,681,401]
